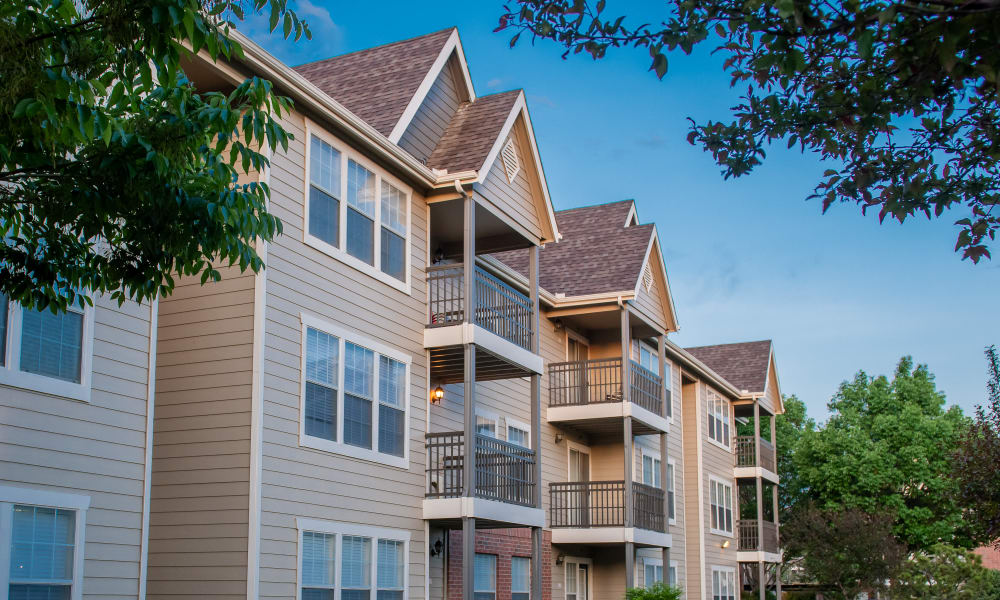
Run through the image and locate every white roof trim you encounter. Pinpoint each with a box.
[632,228,679,332]
[475,92,560,243]
[388,29,476,143]
[624,202,638,227]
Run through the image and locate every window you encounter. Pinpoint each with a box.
[474,554,496,600]
[305,130,411,292]
[707,390,731,448]
[668,562,677,586]
[308,135,341,247]
[711,567,736,600]
[641,451,661,489]
[709,477,734,535]
[300,315,410,468]
[475,410,498,439]
[0,297,93,402]
[666,459,676,523]
[0,487,89,600]
[511,557,530,600]
[298,520,409,600]
[506,419,530,448]
[634,342,657,372]
[643,560,663,587]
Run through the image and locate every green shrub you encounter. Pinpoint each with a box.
[625,583,682,600]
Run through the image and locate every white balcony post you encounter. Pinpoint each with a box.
[462,195,476,501]
[657,334,670,575]
[528,245,543,600]
[621,307,633,531]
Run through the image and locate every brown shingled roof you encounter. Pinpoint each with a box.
[293,28,454,137]
[493,200,653,297]
[426,90,522,173]
[685,341,773,394]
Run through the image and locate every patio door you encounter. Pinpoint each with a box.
[565,559,591,600]
[567,335,589,404]
[568,445,590,526]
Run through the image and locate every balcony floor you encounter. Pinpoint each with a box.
[422,497,545,529]
[550,527,671,548]
[426,324,543,383]
[547,402,668,439]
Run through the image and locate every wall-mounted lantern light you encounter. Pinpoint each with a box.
[721,540,730,549]
[431,386,445,405]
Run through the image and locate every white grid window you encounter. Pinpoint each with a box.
[711,567,736,600]
[475,411,498,438]
[710,478,734,535]
[643,560,663,587]
[666,460,675,522]
[300,316,410,468]
[9,505,76,600]
[474,554,496,600]
[507,419,530,448]
[511,556,530,600]
[641,453,661,489]
[298,522,408,600]
[707,391,731,447]
[305,131,411,292]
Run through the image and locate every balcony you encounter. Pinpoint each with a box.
[735,436,778,482]
[546,358,668,437]
[549,480,670,547]
[737,519,779,555]
[423,431,544,527]
[425,264,542,382]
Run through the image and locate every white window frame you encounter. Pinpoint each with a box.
[663,359,674,423]
[0,298,94,403]
[295,518,410,600]
[666,458,677,525]
[708,475,734,537]
[637,447,662,489]
[563,557,592,600]
[639,556,663,588]
[298,313,411,469]
[668,560,678,587]
[564,329,589,361]
[506,418,531,449]
[474,553,497,600]
[710,566,737,600]
[706,390,731,450]
[0,485,90,600]
[474,408,500,439]
[566,441,592,481]
[303,121,413,295]
[510,555,530,600]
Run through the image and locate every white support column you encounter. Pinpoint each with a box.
[755,402,765,600]
[462,195,476,500]
[657,334,670,578]
[621,307,633,529]
[625,541,635,590]
[528,245,543,600]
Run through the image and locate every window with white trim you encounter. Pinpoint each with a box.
[0,488,89,600]
[642,559,662,587]
[511,556,530,600]
[475,410,498,439]
[709,478,734,535]
[298,521,409,600]
[641,451,661,489]
[666,459,676,523]
[305,131,411,290]
[668,562,677,586]
[707,390,731,447]
[0,295,93,402]
[474,554,496,600]
[300,315,410,467]
[711,567,736,600]
[506,419,530,448]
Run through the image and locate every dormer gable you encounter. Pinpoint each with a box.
[631,231,680,333]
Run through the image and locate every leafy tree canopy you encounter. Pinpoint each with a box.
[1,0,310,312]
[893,543,1000,600]
[774,394,814,521]
[952,345,1000,547]
[497,0,1000,262]
[792,356,972,550]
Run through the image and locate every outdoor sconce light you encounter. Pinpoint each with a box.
[554,433,565,444]
[430,539,444,557]
[431,386,445,404]
[556,554,565,566]
[721,540,730,549]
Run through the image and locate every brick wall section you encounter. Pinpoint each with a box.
[975,545,1000,570]
[448,529,552,600]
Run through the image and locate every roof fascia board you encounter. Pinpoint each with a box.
[387,29,476,143]
[226,30,442,188]
[767,346,785,414]
[664,339,743,399]
[474,93,560,244]
[624,202,637,227]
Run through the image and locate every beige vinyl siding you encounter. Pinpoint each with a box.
[591,548,626,600]
[681,378,703,600]
[398,54,463,163]
[0,297,153,600]
[631,246,670,334]
[698,383,739,596]
[147,262,257,600]
[257,109,429,600]
[760,358,780,416]
[475,121,544,243]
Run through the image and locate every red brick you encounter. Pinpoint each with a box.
[447,529,552,600]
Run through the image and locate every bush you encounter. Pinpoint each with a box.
[625,583,683,600]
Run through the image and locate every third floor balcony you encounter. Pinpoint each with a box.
[549,480,670,547]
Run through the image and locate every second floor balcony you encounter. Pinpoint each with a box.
[549,480,670,547]
[738,519,779,555]
[547,358,668,436]
[425,263,542,382]
[735,435,778,481]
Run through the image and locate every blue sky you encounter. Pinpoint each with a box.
[239,1,1000,420]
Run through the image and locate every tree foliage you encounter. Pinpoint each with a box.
[952,345,1000,547]
[792,356,971,550]
[496,0,1000,261]
[774,394,813,521]
[781,504,904,600]
[893,543,1000,600]
[1,0,310,312]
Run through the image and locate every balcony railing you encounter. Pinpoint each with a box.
[425,431,536,507]
[735,435,777,473]
[548,358,663,415]
[737,519,779,553]
[549,480,666,532]
[427,264,534,351]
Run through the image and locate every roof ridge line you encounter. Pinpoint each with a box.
[291,27,456,69]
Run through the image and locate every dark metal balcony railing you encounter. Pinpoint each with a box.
[548,358,663,415]
[735,435,777,473]
[426,264,533,351]
[425,431,536,507]
[737,519,779,553]
[549,480,666,532]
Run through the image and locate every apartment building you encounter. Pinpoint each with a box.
[0,26,784,600]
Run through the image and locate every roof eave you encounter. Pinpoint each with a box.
[664,339,744,399]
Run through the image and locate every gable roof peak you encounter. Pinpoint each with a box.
[684,340,774,395]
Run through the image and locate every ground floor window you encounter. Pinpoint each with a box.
[298,520,409,600]
[511,556,530,600]
[711,567,736,600]
[474,554,496,600]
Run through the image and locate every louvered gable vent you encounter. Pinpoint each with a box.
[642,264,653,291]
[501,138,520,183]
